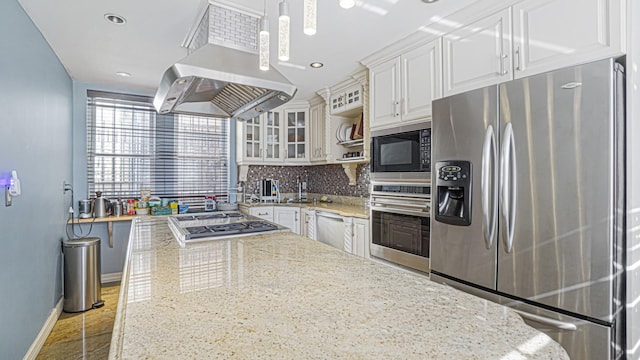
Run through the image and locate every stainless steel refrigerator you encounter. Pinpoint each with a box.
[430,58,625,360]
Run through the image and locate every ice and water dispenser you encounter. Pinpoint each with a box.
[435,161,472,226]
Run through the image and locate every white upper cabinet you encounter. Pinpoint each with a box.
[309,102,326,163]
[443,9,512,96]
[370,39,442,130]
[331,84,363,117]
[238,106,312,165]
[242,116,263,162]
[402,41,442,122]
[240,111,284,163]
[512,0,624,78]
[370,57,400,129]
[284,108,309,163]
[442,0,624,96]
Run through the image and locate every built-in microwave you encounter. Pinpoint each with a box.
[370,123,431,182]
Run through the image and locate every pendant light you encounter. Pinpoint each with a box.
[303,0,317,35]
[259,1,270,71]
[278,0,290,61]
[339,0,355,9]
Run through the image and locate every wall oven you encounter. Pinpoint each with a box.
[370,122,431,182]
[369,181,431,273]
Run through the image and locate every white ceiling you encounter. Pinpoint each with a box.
[17,0,479,101]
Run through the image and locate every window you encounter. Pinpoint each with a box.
[86,91,229,209]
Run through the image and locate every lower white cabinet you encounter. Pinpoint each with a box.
[250,206,301,235]
[300,208,312,238]
[249,206,274,221]
[305,209,369,259]
[247,206,368,255]
[274,206,301,235]
[343,217,370,259]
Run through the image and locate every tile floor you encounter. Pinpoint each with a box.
[37,282,120,360]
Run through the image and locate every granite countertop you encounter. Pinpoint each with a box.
[109,217,568,359]
[239,201,369,219]
[67,214,141,224]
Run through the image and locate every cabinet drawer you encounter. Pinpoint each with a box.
[249,206,274,221]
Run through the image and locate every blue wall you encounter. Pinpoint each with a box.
[0,1,73,358]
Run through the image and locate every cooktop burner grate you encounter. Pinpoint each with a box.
[183,221,278,239]
[176,212,245,222]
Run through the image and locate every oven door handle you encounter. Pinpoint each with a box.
[370,205,430,218]
[370,198,429,209]
[370,192,431,200]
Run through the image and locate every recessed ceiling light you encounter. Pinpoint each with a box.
[115,72,131,77]
[339,0,355,9]
[422,0,439,3]
[104,13,126,25]
[310,62,324,68]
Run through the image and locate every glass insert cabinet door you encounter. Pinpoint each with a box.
[244,116,261,159]
[286,110,306,159]
[264,111,281,160]
[243,112,283,161]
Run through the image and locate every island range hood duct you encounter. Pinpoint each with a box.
[153,4,297,121]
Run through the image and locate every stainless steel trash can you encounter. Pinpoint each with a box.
[62,237,104,312]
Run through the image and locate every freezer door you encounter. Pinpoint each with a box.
[502,299,615,360]
[497,58,622,321]
[431,86,499,290]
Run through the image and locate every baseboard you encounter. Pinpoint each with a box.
[101,272,122,284]
[23,297,63,360]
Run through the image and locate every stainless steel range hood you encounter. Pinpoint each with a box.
[154,44,297,121]
[153,3,297,121]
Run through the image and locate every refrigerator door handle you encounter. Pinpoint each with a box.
[500,122,517,253]
[481,125,497,249]
[513,310,578,331]
[507,124,517,252]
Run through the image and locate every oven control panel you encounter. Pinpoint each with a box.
[371,184,430,196]
[420,129,431,170]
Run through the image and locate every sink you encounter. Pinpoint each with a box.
[286,199,311,204]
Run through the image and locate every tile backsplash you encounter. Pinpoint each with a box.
[243,164,370,198]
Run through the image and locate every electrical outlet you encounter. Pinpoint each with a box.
[5,186,11,207]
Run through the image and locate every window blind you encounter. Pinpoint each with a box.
[86,91,229,209]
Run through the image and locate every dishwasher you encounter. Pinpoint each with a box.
[316,211,344,251]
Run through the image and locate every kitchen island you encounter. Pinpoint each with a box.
[109,217,568,359]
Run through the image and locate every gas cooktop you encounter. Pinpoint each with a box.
[183,221,279,240]
[167,211,287,245]
[175,212,245,222]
